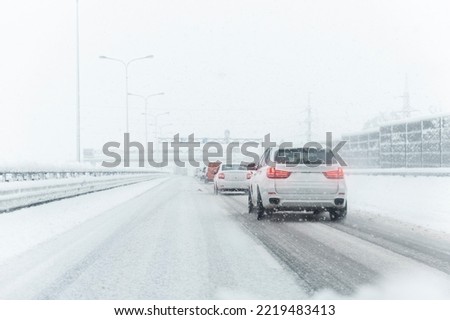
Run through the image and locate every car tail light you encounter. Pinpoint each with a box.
[266,167,291,179]
[246,172,252,179]
[323,167,344,179]
[218,172,225,179]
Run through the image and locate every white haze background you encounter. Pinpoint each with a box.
[1,0,450,162]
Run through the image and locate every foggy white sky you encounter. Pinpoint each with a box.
[1,0,450,163]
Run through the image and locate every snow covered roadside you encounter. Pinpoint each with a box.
[346,175,450,234]
[0,177,169,262]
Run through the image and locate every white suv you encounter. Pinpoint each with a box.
[248,147,347,221]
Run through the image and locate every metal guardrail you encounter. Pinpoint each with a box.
[0,170,168,213]
[0,169,162,183]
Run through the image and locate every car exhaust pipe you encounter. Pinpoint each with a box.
[269,198,280,205]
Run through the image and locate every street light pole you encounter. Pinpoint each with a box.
[153,112,170,154]
[76,0,81,162]
[99,55,153,133]
[125,66,129,134]
[128,92,164,146]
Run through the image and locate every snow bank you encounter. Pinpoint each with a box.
[314,268,450,299]
[0,177,168,261]
[347,167,450,176]
[0,173,167,212]
[346,174,450,233]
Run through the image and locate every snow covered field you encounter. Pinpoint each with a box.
[347,175,450,234]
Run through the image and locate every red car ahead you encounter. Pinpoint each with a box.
[204,161,221,183]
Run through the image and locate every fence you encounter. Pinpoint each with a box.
[341,114,450,168]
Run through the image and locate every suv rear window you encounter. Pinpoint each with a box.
[275,148,332,165]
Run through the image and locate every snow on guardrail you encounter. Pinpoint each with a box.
[0,166,169,212]
[345,167,450,177]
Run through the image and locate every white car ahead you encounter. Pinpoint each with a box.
[214,163,252,194]
[248,147,347,221]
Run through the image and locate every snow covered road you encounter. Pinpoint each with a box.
[0,176,449,299]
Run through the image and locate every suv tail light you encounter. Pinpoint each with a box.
[218,172,225,179]
[266,167,291,179]
[246,172,252,179]
[323,167,344,179]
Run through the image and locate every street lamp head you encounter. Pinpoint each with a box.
[99,55,108,59]
[128,92,141,97]
[154,111,170,118]
[144,55,154,59]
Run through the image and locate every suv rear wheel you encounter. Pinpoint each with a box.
[248,192,254,213]
[256,191,265,220]
[328,204,347,221]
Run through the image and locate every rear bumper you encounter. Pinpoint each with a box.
[260,179,346,210]
[217,180,249,191]
[262,192,346,210]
